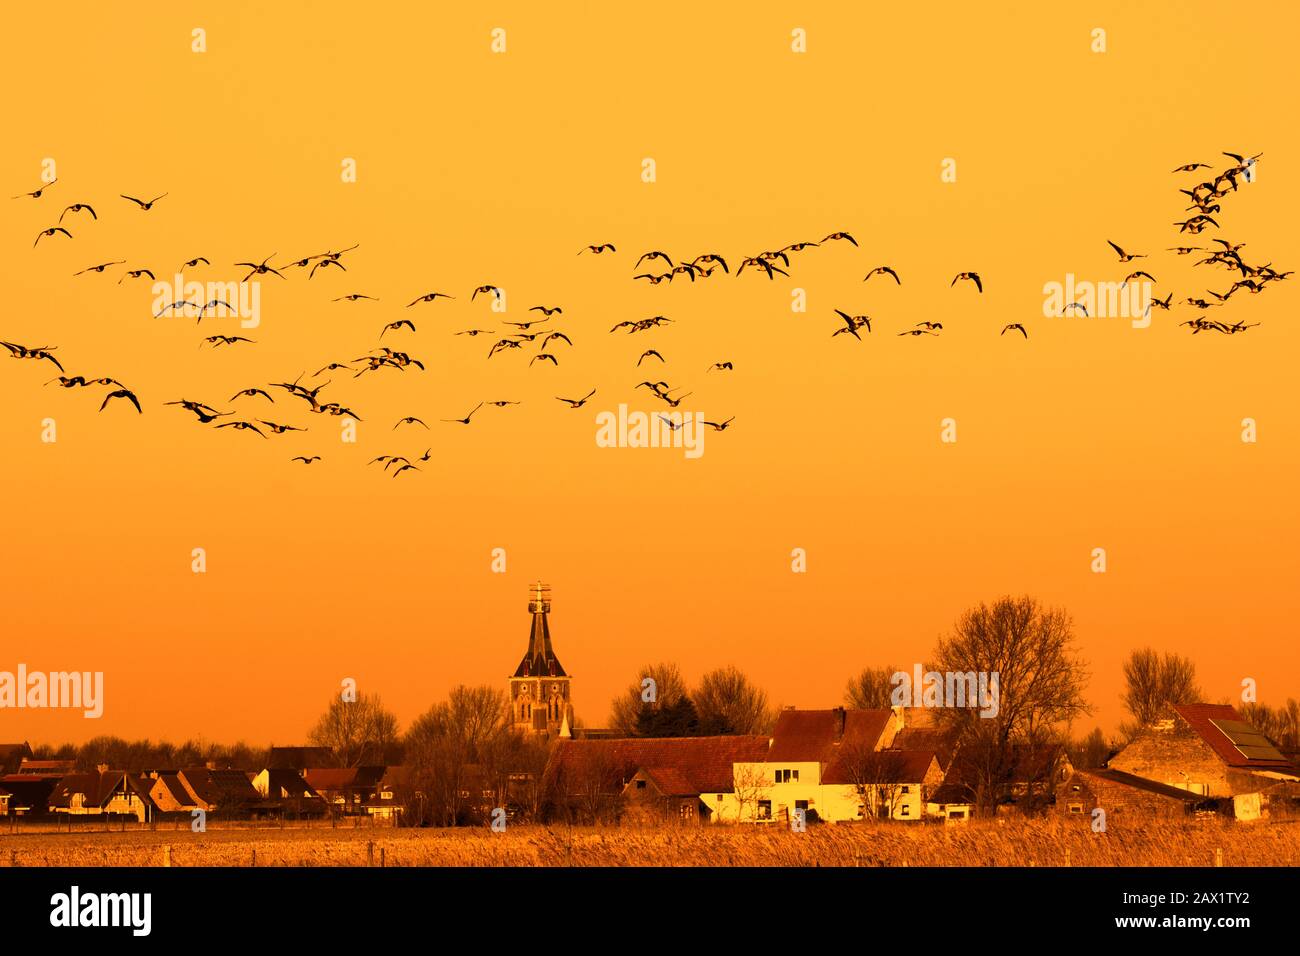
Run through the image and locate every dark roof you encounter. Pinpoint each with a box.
[304,766,387,792]
[637,766,697,796]
[48,771,131,808]
[547,736,770,795]
[258,768,320,799]
[0,775,58,809]
[824,749,938,786]
[154,773,195,806]
[890,727,956,768]
[1172,704,1298,772]
[513,605,566,678]
[767,709,892,764]
[17,758,75,776]
[180,767,261,805]
[1081,768,1221,805]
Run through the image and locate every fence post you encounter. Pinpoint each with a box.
[9,849,17,868]
[367,841,374,867]
[163,845,172,868]
[381,847,386,868]
[251,848,256,868]
[1214,847,1223,867]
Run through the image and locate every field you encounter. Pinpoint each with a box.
[2,817,1297,867]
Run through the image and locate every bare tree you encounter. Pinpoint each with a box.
[308,692,400,767]
[933,595,1091,815]
[844,666,904,710]
[838,740,908,820]
[730,763,770,823]
[608,662,689,735]
[694,666,774,735]
[1120,648,1202,737]
[404,685,513,826]
[1068,727,1115,769]
[1241,699,1300,751]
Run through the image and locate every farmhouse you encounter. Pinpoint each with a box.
[546,735,770,824]
[48,770,157,822]
[252,767,327,817]
[1107,703,1300,799]
[1057,768,1221,819]
[177,767,263,814]
[706,708,943,824]
[305,766,387,816]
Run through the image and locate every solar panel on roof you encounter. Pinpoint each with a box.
[1209,718,1286,762]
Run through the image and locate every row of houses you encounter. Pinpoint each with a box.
[544,702,1300,825]
[0,746,409,823]
[5,703,1297,827]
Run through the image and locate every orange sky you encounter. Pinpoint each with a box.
[1,3,1296,747]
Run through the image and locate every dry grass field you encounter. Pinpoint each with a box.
[2,817,1297,867]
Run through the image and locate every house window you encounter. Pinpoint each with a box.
[636,780,646,789]
[900,805,910,817]
[757,800,772,819]
[774,769,800,784]
[900,785,910,794]
[1069,803,1084,814]
[792,769,799,783]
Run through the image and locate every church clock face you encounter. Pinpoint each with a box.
[550,682,559,694]
[519,684,530,697]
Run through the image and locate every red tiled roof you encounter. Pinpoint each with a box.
[824,748,938,786]
[303,766,387,791]
[547,736,770,796]
[638,766,696,796]
[767,709,892,764]
[1172,703,1297,771]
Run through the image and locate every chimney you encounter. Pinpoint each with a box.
[95,763,109,774]
[833,706,846,740]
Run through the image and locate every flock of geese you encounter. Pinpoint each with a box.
[5,151,1286,471]
[1075,152,1287,333]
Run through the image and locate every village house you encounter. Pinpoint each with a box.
[363,766,411,822]
[253,767,327,817]
[305,766,387,817]
[1056,767,1221,820]
[145,772,201,815]
[546,735,770,824]
[47,769,157,822]
[1104,703,1300,820]
[705,708,943,824]
[176,767,264,815]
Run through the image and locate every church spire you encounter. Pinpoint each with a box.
[512,582,567,679]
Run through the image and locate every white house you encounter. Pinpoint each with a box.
[702,707,944,824]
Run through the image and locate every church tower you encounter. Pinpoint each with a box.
[509,583,573,737]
